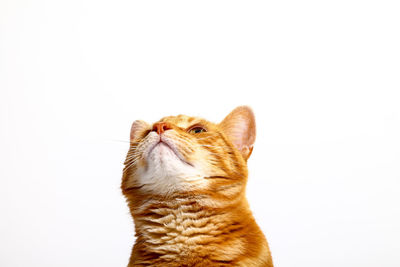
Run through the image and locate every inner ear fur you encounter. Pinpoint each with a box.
[219,106,256,160]
[130,120,150,142]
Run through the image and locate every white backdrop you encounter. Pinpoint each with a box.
[1,1,399,266]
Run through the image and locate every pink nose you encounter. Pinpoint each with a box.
[152,122,172,135]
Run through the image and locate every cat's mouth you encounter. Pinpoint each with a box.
[148,140,172,155]
[147,138,194,167]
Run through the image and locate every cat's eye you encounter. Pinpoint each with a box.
[188,126,206,134]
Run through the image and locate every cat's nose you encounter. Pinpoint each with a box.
[152,122,172,135]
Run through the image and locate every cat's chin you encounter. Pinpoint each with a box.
[146,138,193,168]
[134,142,204,192]
[148,142,173,157]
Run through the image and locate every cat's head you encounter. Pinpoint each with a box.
[121,106,256,197]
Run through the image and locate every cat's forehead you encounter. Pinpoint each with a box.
[158,114,208,129]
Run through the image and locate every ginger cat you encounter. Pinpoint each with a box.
[121,106,273,267]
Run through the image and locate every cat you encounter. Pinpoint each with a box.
[121,106,273,267]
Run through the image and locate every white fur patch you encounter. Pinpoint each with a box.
[136,132,205,193]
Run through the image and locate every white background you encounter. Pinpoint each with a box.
[1,1,399,266]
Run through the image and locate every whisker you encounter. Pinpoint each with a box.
[125,155,140,162]
[107,139,131,143]
[124,158,140,172]
[107,139,144,146]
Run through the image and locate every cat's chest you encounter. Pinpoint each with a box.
[133,200,246,262]
[138,203,220,245]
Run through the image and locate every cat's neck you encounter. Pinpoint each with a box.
[132,195,250,236]
[129,194,263,265]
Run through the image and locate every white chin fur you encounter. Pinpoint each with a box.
[137,134,204,193]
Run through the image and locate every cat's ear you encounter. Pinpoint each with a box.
[130,120,150,142]
[219,106,256,160]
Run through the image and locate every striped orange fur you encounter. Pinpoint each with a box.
[121,106,273,266]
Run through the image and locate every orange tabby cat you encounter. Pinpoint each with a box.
[121,106,273,267]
